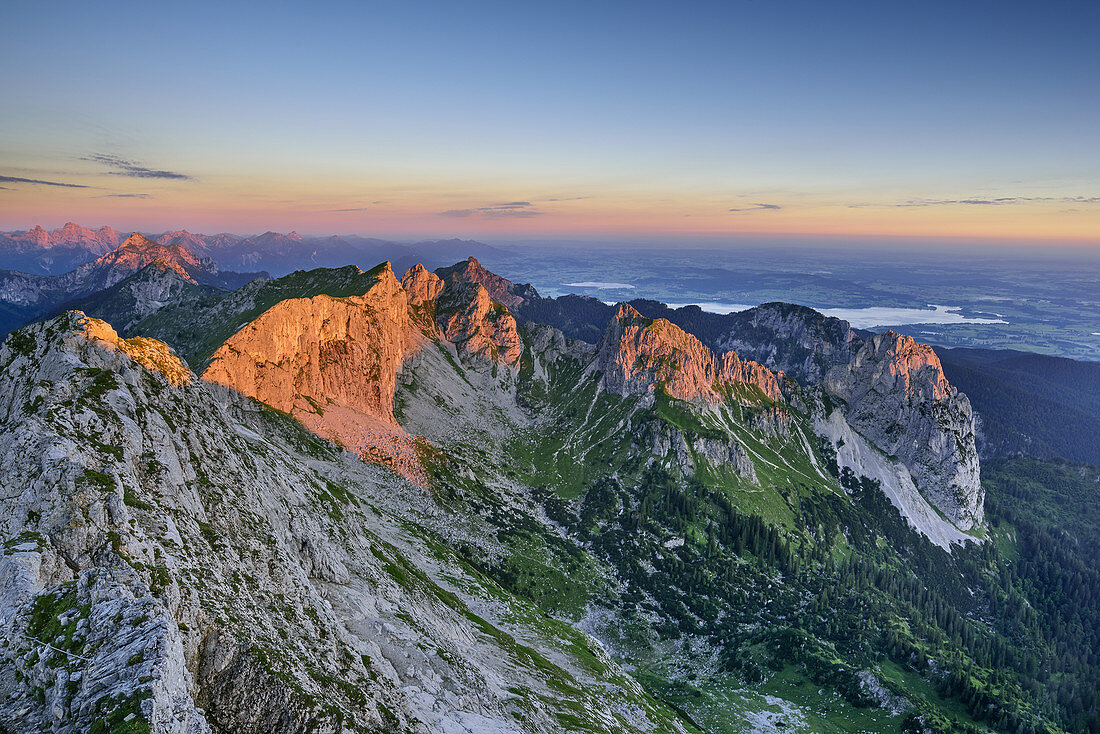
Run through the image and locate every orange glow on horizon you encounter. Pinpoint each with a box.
[1,176,1097,246]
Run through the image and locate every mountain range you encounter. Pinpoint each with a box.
[0,247,1097,733]
[4,229,1098,468]
[0,223,509,278]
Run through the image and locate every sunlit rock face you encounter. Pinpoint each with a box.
[400,262,443,309]
[90,233,219,285]
[824,331,983,529]
[596,304,783,403]
[435,256,535,311]
[434,278,523,367]
[201,261,527,484]
[202,265,428,483]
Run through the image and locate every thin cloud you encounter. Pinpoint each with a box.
[850,195,1100,209]
[489,210,542,218]
[729,202,782,213]
[898,197,1022,207]
[84,153,193,180]
[437,201,543,218]
[0,175,90,188]
[101,193,152,199]
[328,207,371,212]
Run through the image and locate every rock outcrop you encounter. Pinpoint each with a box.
[717,302,863,385]
[202,265,427,482]
[646,422,758,483]
[401,262,443,309]
[824,331,983,529]
[435,256,537,311]
[79,314,193,386]
[596,304,783,403]
[434,279,523,366]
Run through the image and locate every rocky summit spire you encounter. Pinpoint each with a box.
[435,256,532,311]
[401,262,444,308]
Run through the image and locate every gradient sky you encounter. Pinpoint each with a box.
[1,0,1098,243]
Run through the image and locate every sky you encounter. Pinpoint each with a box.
[1,0,1098,244]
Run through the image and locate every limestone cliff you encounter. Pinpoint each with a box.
[435,256,537,311]
[201,265,426,482]
[824,331,983,529]
[434,279,523,366]
[596,304,783,403]
[717,302,863,385]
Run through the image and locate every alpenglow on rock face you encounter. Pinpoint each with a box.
[596,303,784,403]
[824,331,983,529]
[201,262,527,483]
[202,264,428,482]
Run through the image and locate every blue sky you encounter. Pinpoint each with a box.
[1,0,1097,241]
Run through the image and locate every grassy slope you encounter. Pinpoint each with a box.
[479,351,1065,733]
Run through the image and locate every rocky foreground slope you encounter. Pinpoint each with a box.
[0,312,687,734]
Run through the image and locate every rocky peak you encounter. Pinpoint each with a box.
[14,225,50,248]
[718,302,863,386]
[597,303,783,403]
[613,302,645,322]
[399,260,524,367]
[1,311,192,390]
[435,256,531,311]
[77,313,194,386]
[54,222,91,241]
[434,278,523,366]
[94,234,203,283]
[201,263,428,483]
[824,331,982,529]
[401,263,444,308]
